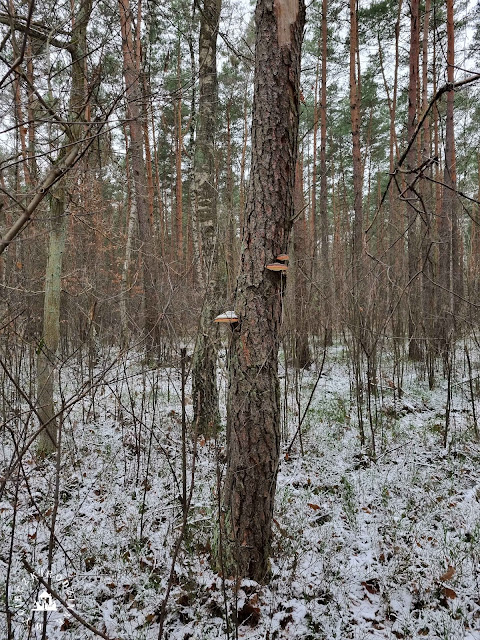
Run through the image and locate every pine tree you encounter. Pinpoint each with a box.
[221,0,305,582]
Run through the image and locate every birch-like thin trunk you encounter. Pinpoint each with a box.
[120,140,136,348]
[36,0,92,455]
[311,61,319,263]
[26,39,37,181]
[468,154,480,299]
[349,0,363,294]
[319,0,332,344]
[438,0,459,351]
[192,0,222,437]
[349,0,366,446]
[420,0,436,384]
[13,76,31,188]
[225,100,237,299]
[239,77,250,235]
[292,157,312,368]
[175,41,184,266]
[407,0,422,360]
[448,0,463,320]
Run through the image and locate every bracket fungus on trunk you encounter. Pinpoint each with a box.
[276,254,289,261]
[266,262,288,272]
[214,311,239,324]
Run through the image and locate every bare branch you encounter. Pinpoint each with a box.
[0,13,74,53]
[366,72,480,236]
[0,0,34,88]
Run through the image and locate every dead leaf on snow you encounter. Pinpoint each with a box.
[439,565,455,582]
[362,579,380,595]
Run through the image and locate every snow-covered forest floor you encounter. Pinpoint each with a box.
[1,343,480,639]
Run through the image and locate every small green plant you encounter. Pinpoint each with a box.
[427,419,443,435]
[340,475,357,529]
[312,393,350,426]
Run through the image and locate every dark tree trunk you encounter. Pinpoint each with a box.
[349,0,363,292]
[311,61,318,264]
[349,0,366,447]
[292,157,312,369]
[175,44,184,267]
[407,0,422,360]
[438,0,458,351]
[447,0,463,321]
[192,0,222,437]
[469,153,480,299]
[420,0,436,386]
[221,0,305,582]
[378,0,403,346]
[319,0,332,345]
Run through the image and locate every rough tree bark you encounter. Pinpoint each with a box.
[36,0,92,454]
[191,0,222,437]
[221,0,305,582]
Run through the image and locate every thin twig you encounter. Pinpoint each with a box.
[286,342,327,456]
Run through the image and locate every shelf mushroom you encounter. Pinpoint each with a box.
[266,262,288,272]
[276,254,289,262]
[214,310,239,324]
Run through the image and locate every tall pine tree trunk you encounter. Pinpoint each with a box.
[221,0,305,582]
[191,0,222,437]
